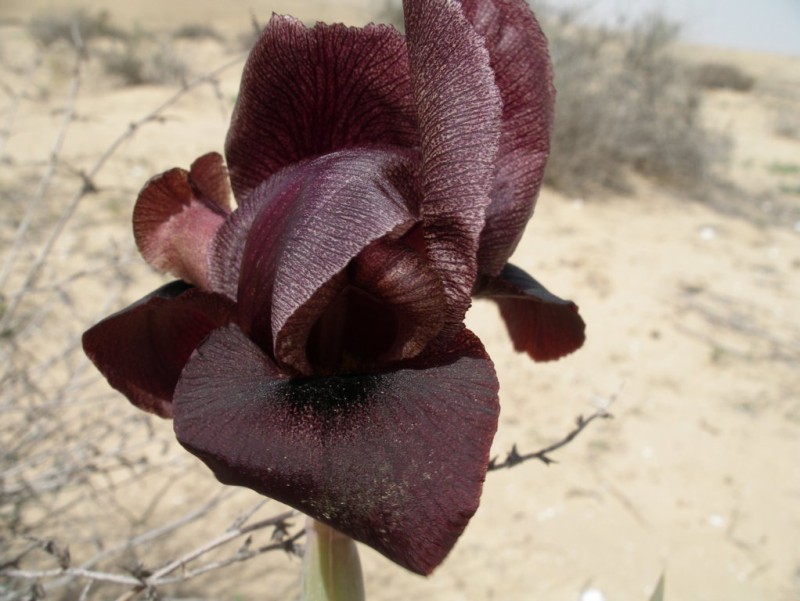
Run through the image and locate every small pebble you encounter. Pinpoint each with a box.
[699,226,716,240]
[580,588,607,601]
[708,514,726,528]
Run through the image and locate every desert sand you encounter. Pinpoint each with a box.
[1,1,798,600]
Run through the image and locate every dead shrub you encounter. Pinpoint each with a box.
[27,10,190,87]
[531,4,730,194]
[173,24,224,42]
[773,104,800,140]
[101,36,189,86]
[691,62,755,92]
[28,10,126,47]
[0,38,302,599]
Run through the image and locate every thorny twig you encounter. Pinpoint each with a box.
[144,511,298,583]
[0,30,85,291]
[1,507,303,598]
[73,491,234,573]
[488,407,613,470]
[0,51,245,331]
[0,33,257,601]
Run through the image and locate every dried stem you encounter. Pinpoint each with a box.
[489,408,613,470]
[0,33,260,600]
[144,511,297,583]
[0,37,85,290]
[0,52,245,331]
[2,502,304,599]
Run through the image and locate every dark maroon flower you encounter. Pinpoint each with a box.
[83,0,585,575]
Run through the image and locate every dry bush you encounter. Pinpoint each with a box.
[28,10,126,47]
[533,6,730,193]
[691,62,755,92]
[173,24,224,42]
[0,31,302,601]
[100,36,190,86]
[27,10,191,88]
[773,104,800,140]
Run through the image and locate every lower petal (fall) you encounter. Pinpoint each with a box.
[172,324,499,575]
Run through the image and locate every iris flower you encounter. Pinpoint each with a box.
[83,0,585,576]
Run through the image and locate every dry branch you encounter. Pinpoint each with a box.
[0,34,269,601]
[489,407,613,470]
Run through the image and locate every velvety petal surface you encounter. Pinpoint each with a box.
[225,15,418,202]
[82,281,235,417]
[403,0,502,325]
[173,324,499,575]
[210,149,418,359]
[459,0,556,275]
[474,263,585,361]
[133,153,232,289]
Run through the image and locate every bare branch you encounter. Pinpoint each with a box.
[0,52,245,330]
[1,505,304,599]
[144,511,297,583]
[2,567,141,587]
[488,408,613,471]
[152,529,304,587]
[75,491,233,572]
[0,44,85,291]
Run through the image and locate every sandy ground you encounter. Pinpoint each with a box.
[1,1,799,600]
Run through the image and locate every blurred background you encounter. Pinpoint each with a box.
[556,0,800,56]
[1,1,798,600]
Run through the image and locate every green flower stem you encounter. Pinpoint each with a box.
[302,517,365,601]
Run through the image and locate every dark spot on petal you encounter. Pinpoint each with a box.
[276,372,383,418]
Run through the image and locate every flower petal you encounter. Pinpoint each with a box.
[187,152,233,212]
[211,149,418,358]
[225,15,418,202]
[173,324,499,575]
[350,239,448,361]
[133,153,232,289]
[82,281,234,417]
[403,0,502,326]
[275,238,448,375]
[474,263,585,361]
[459,0,556,274]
